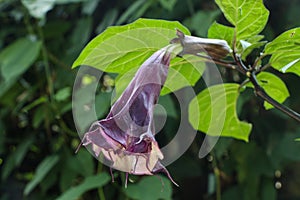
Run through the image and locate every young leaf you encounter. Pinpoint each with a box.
[189,83,252,142]
[264,27,300,76]
[56,173,110,200]
[24,155,60,195]
[240,36,267,60]
[214,0,269,42]
[245,72,290,110]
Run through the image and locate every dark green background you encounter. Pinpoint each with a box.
[1,0,300,199]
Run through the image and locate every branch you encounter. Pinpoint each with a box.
[233,54,300,122]
[170,30,300,122]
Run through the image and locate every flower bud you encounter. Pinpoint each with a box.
[170,29,232,59]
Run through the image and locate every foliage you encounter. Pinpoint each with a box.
[0,0,300,200]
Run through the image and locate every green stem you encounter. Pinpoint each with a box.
[252,53,267,69]
[214,167,221,200]
[211,153,221,200]
[23,11,34,35]
[97,163,106,200]
[37,24,54,101]
[47,51,70,70]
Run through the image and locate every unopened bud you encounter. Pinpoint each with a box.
[170,29,232,59]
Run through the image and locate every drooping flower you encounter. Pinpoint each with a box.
[76,48,178,187]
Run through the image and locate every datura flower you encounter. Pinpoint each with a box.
[76,29,232,187]
[76,48,178,187]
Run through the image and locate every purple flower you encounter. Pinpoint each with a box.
[77,48,178,187]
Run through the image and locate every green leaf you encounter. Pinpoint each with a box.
[113,54,205,97]
[24,155,60,195]
[116,0,146,25]
[245,72,290,110]
[59,150,94,191]
[264,27,300,76]
[72,18,190,73]
[215,0,269,41]
[184,10,220,37]
[208,22,234,46]
[261,178,276,200]
[1,137,34,180]
[159,0,177,11]
[157,94,177,118]
[0,37,41,81]
[273,134,300,161]
[73,18,200,95]
[240,35,267,60]
[54,87,71,102]
[82,0,100,15]
[66,17,93,61]
[189,83,252,142]
[124,176,172,200]
[56,173,110,200]
[96,9,118,34]
[161,55,205,95]
[21,0,55,19]
[296,138,300,141]
[22,96,48,112]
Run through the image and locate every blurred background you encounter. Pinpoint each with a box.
[1,0,300,199]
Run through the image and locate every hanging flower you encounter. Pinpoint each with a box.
[76,48,178,187]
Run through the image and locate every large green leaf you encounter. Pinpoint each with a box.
[208,22,234,46]
[245,72,290,110]
[0,37,41,81]
[124,176,172,200]
[189,83,252,142]
[113,54,205,97]
[73,18,207,95]
[56,173,110,200]
[161,55,205,95]
[264,27,300,76]
[72,18,190,73]
[215,0,269,41]
[24,155,60,195]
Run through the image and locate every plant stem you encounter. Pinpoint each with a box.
[37,24,54,101]
[195,54,243,73]
[97,163,106,200]
[214,167,221,200]
[210,152,221,200]
[233,53,300,122]
[250,72,300,121]
[252,53,267,69]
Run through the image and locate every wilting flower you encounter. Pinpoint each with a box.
[76,48,178,187]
